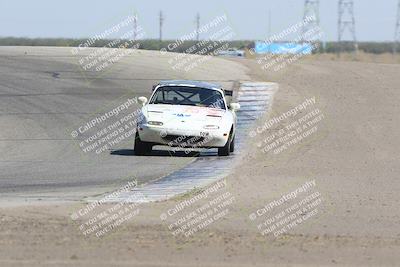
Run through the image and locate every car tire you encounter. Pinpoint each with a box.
[134,131,152,156]
[218,133,232,156]
[230,135,235,153]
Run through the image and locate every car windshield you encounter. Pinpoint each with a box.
[150,86,226,109]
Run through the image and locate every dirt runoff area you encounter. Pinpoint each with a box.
[1,56,400,267]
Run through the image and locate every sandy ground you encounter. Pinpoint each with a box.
[1,51,400,266]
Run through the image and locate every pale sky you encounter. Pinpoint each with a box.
[0,0,398,41]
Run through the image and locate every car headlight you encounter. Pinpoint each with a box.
[148,121,163,126]
[203,125,219,130]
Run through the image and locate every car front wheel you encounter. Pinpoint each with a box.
[218,133,233,156]
[134,131,152,156]
[230,135,235,153]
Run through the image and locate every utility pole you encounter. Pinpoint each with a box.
[301,0,320,43]
[159,11,164,42]
[338,0,358,56]
[195,13,200,41]
[268,9,271,39]
[133,15,138,41]
[394,0,400,53]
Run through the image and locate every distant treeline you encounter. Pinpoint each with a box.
[0,37,396,54]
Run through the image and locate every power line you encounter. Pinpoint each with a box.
[338,0,358,55]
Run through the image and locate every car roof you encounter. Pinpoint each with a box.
[158,80,222,91]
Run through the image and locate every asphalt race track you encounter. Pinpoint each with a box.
[0,46,249,202]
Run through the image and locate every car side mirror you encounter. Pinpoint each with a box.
[138,96,148,106]
[230,103,240,111]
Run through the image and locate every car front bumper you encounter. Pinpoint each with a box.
[137,125,229,148]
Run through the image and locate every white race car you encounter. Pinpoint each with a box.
[217,48,245,57]
[135,80,240,156]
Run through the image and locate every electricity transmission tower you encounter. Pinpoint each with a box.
[159,11,164,42]
[195,13,200,41]
[338,0,358,55]
[301,0,320,42]
[394,0,400,53]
